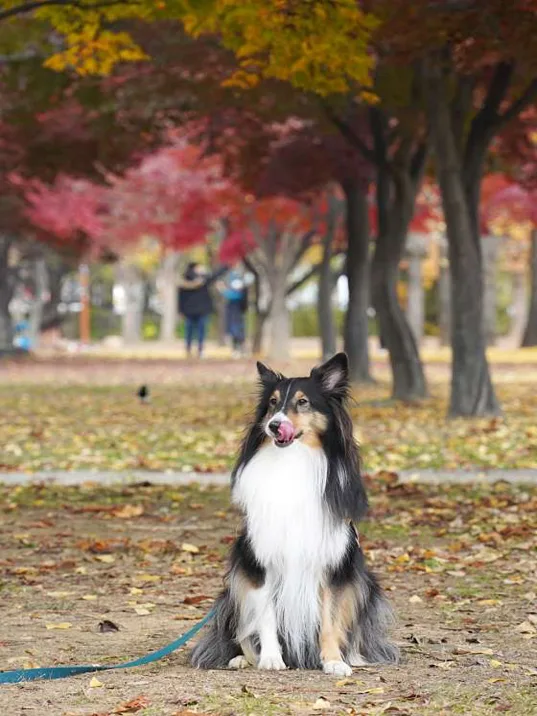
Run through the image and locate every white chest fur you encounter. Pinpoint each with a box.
[232,442,348,661]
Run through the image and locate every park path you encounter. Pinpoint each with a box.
[1,468,536,486]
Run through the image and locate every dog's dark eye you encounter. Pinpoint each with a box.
[269,397,278,407]
[296,397,309,408]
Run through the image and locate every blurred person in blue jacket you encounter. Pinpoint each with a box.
[220,270,248,358]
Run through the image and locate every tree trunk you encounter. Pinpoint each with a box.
[406,247,425,346]
[267,274,290,361]
[0,236,13,351]
[342,181,373,383]
[482,235,499,346]
[522,229,537,347]
[318,197,338,361]
[121,263,144,345]
[424,59,500,416]
[28,256,47,349]
[369,107,427,400]
[371,183,427,399]
[252,309,268,356]
[159,250,179,342]
[247,261,270,356]
[438,242,451,346]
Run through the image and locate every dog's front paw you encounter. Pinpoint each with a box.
[257,653,287,671]
[323,660,352,677]
[228,655,250,669]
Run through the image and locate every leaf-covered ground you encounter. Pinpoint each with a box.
[0,357,536,473]
[0,478,536,716]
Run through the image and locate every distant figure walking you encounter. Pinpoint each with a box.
[178,262,227,359]
[221,270,248,358]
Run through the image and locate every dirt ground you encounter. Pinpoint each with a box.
[1,478,536,716]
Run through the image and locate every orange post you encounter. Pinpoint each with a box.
[79,263,91,344]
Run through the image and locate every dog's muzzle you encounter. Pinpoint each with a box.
[267,415,302,447]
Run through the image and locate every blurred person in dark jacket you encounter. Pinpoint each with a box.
[178,262,227,358]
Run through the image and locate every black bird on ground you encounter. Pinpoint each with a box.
[137,385,150,404]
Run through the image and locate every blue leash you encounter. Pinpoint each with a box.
[0,609,214,684]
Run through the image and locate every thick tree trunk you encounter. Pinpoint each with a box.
[406,244,425,346]
[369,107,427,400]
[372,251,427,400]
[371,186,427,399]
[267,275,290,362]
[342,181,373,383]
[28,256,47,349]
[247,261,270,356]
[159,251,179,342]
[318,203,337,361]
[0,236,13,351]
[424,59,500,416]
[482,235,499,346]
[438,243,451,346]
[121,263,144,345]
[522,229,537,347]
[252,309,268,356]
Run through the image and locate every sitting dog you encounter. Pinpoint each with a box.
[192,353,398,676]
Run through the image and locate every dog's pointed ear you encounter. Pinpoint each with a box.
[311,352,349,395]
[256,361,279,386]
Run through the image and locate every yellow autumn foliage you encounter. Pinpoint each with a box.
[11,0,378,97]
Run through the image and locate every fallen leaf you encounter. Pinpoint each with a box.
[134,573,161,583]
[453,646,494,655]
[47,591,75,598]
[45,622,72,630]
[183,595,211,605]
[181,543,199,554]
[112,504,144,519]
[89,676,103,688]
[111,695,150,713]
[335,678,362,687]
[82,594,98,601]
[95,554,115,564]
[515,620,537,634]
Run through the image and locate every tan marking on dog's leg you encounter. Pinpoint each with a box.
[240,637,257,666]
[228,655,249,669]
[320,586,353,677]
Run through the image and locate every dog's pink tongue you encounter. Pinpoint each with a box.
[277,421,295,442]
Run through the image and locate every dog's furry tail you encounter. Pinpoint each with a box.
[191,589,241,669]
[350,570,400,665]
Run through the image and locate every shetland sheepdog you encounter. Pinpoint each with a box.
[192,353,398,676]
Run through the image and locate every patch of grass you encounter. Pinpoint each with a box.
[1,379,536,474]
[423,685,537,715]
[201,691,291,716]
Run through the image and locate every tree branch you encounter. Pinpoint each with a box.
[479,62,514,120]
[289,228,316,273]
[320,100,375,163]
[286,264,320,296]
[497,78,537,128]
[0,0,138,23]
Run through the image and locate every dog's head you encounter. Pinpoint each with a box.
[256,353,349,449]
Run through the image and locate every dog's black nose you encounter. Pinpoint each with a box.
[268,419,281,435]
